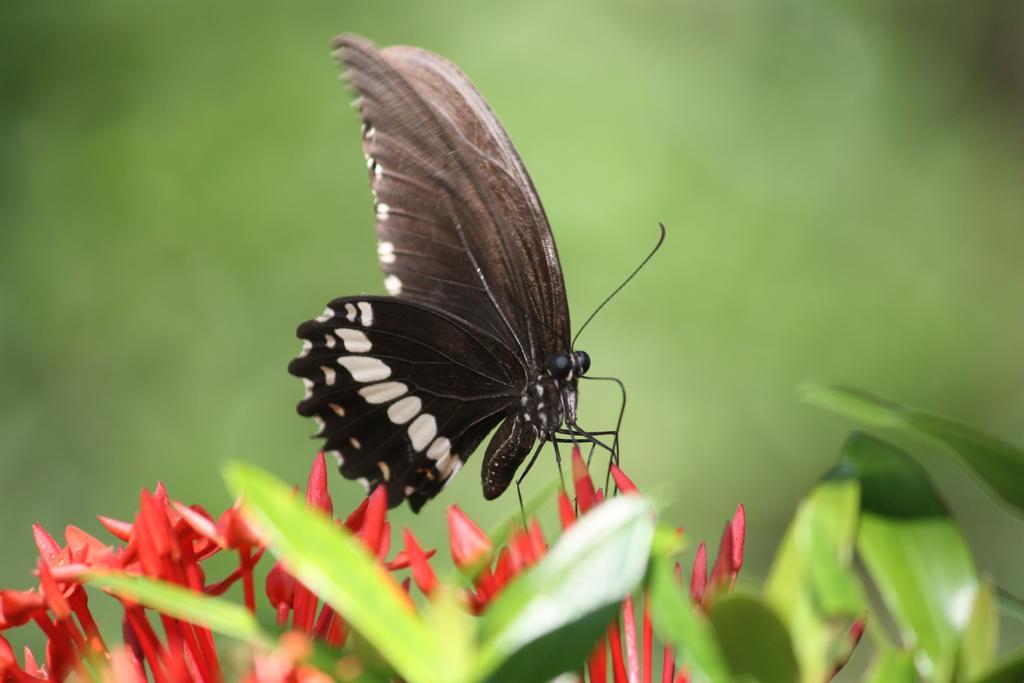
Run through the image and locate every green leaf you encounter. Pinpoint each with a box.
[865,649,918,683]
[959,580,998,681]
[223,461,455,683]
[765,477,865,682]
[972,646,1024,683]
[707,593,798,683]
[802,384,1024,516]
[85,571,272,648]
[474,495,656,683]
[648,557,733,683]
[841,433,978,682]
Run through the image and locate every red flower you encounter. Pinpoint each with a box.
[0,447,749,683]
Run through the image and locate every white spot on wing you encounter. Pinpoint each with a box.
[387,395,421,424]
[442,459,463,489]
[313,416,325,436]
[357,302,374,327]
[337,356,390,382]
[378,462,391,481]
[427,437,451,461]
[350,437,362,450]
[315,307,333,323]
[334,328,372,353]
[384,275,402,295]
[345,303,357,322]
[302,378,314,400]
[325,334,336,349]
[357,477,370,492]
[326,450,343,467]
[329,403,345,417]
[358,382,407,404]
[320,365,336,386]
[408,413,437,451]
[404,485,415,496]
[377,241,395,264]
[376,203,390,219]
[299,339,312,358]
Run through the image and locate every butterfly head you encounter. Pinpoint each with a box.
[546,350,591,381]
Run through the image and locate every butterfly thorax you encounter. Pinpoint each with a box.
[521,350,590,437]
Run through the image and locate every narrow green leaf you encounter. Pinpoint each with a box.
[649,558,733,683]
[765,477,865,682]
[865,649,918,683]
[971,646,1024,683]
[85,571,272,648]
[223,461,453,683]
[803,384,1024,516]
[841,433,978,682]
[707,593,798,683]
[959,581,998,681]
[474,495,656,683]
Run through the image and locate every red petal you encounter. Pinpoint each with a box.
[359,488,388,555]
[557,491,576,529]
[690,545,707,605]
[622,596,640,683]
[265,562,295,610]
[385,546,436,571]
[37,560,71,621]
[305,452,333,517]
[642,590,653,683]
[571,448,598,513]
[587,632,608,683]
[402,530,438,596]
[32,524,63,567]
[219,507,261,549]
[343,498,369,532]
[447,505,492,571]
[730,504,745,574]
[607,618,628,683]
[610,465,639,494]
[65,526,111,566]
[673,667,690,683]
[97,515,133,542]
[173,504,221,545]
[0,590,46,628]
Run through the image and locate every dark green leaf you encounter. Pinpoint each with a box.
[474,495,655,683]
[224,461,455,683]
[85,571,272,648]
[708,593,798,683]
[649,557,733,683]
[803,384,1024,516]
[840,433,978,682]
[972,646,1024,683]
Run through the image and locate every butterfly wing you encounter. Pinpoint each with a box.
[335,34,571,366]
[287,296,525,509]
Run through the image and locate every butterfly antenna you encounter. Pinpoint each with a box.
[571,222,666,349]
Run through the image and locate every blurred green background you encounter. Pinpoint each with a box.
[3,0,1024,662]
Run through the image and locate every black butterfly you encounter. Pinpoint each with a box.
[288,34,601,511]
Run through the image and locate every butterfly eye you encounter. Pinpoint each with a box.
[575,350,591,375]
[547,353,572,378]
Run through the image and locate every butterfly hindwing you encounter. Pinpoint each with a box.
[288,296,525,507]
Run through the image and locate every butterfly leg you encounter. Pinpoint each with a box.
[515,439,548,524]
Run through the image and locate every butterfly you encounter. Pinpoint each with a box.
[288,34,603,511]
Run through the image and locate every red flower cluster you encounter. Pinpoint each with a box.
[0,450,745,683]
[0,483,262,681]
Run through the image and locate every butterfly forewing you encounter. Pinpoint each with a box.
[335,35,571,365]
